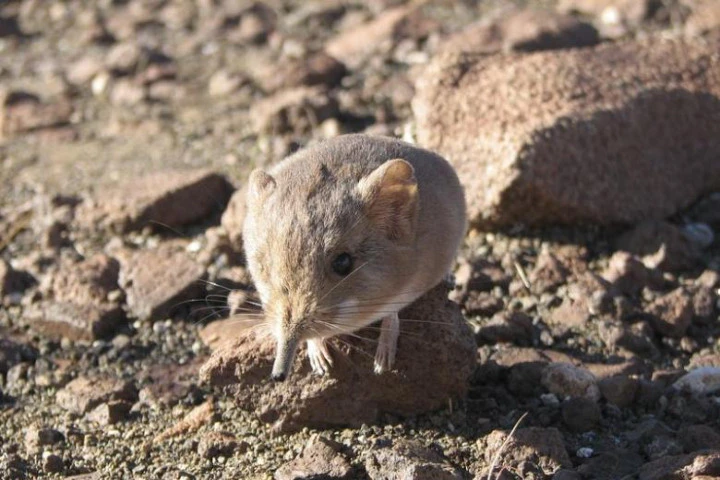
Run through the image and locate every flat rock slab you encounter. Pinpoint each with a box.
[364,439,464,480]
[117,243,206,321]
[25,301,125,341]
[483,427,572,475]
[56,376,137,415]
[26,254,125,340]
[76,169,234,233]
[200,285,476,433]
[413,36,720,228]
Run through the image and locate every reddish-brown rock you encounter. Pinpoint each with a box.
[325,5,416,68]
[364,439,462,480]
[440,7,599,55]
[117,243,206,321]
[616,221,699,272]
[250,87,339,135]
[683,0,720,36]
[647,288,694,338]
[26,301,125,341]
[483,427,571,475]
[602,251,653,295]
[276,436,354,480]
[27,254,125,340]
[200,285,475,432]
[541,362,600,401]
[639,451,720,480]
[0,90,73,139]
[76,169,234,234]
[197,431,243,459]
[529,248,569,294]
[56,376,137,415]
[258,52,347,93]
[413,37,720,228]
[0,259,31,298]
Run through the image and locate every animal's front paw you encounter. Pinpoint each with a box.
[373,313,399,374]
[307,338,333,375]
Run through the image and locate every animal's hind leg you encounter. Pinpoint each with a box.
[307,338,333,375]
[374,312,399,374]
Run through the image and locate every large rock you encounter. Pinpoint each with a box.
[200,284,476,432]
[413,37,720,228]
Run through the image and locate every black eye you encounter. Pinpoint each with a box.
[332,253,353,276]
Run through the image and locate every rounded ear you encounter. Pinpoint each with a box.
[247,169,276,204]
[358,159,419,241]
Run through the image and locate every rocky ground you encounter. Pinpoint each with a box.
[1,0,720,478]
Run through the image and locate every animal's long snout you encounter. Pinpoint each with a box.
[271,334,299,382]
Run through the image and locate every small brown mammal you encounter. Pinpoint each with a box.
[243,134,466,381]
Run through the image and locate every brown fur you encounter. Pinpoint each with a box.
[242,134,467,372]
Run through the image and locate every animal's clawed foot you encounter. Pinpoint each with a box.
[374,313,400,374]
[307,338,333,375]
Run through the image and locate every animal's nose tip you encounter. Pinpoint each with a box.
[271,372,286,382]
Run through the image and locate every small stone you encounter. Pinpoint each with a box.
[561,397,601,432]
[0,259,31,298]
[682,222,714,249]
[647,288,693,338]
[617,221,700,273]
[597,375,638,407]
[463,291,504,317]
[197,431,241,459]
[25,301,125,342]
[276,436,353,480]
[259,52,347,93]
[43,453,64,474]
[440,6,599,55]
[692,286,717,324]
[117,243,206,321]
[476,311,534,345]
[25,427,64,454]
[529,249,569,294]
[105,42,141,74]
[56,376,137,415]
[541,362,600,401]
[678,425,720,452]
[577,450,644,479]
[208,70,247,97]
[67,56,104,86]
[0,90,73,138]
[601,251,653,295]
[364,439,462,480]
[86,400,131,425]
[483,427,571,475]
[155,399,215,442]
[325,5,416,69]
[109,79,146,106]
[598,320,659,357]
[673,367,720,395]
[250,86,339,135]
